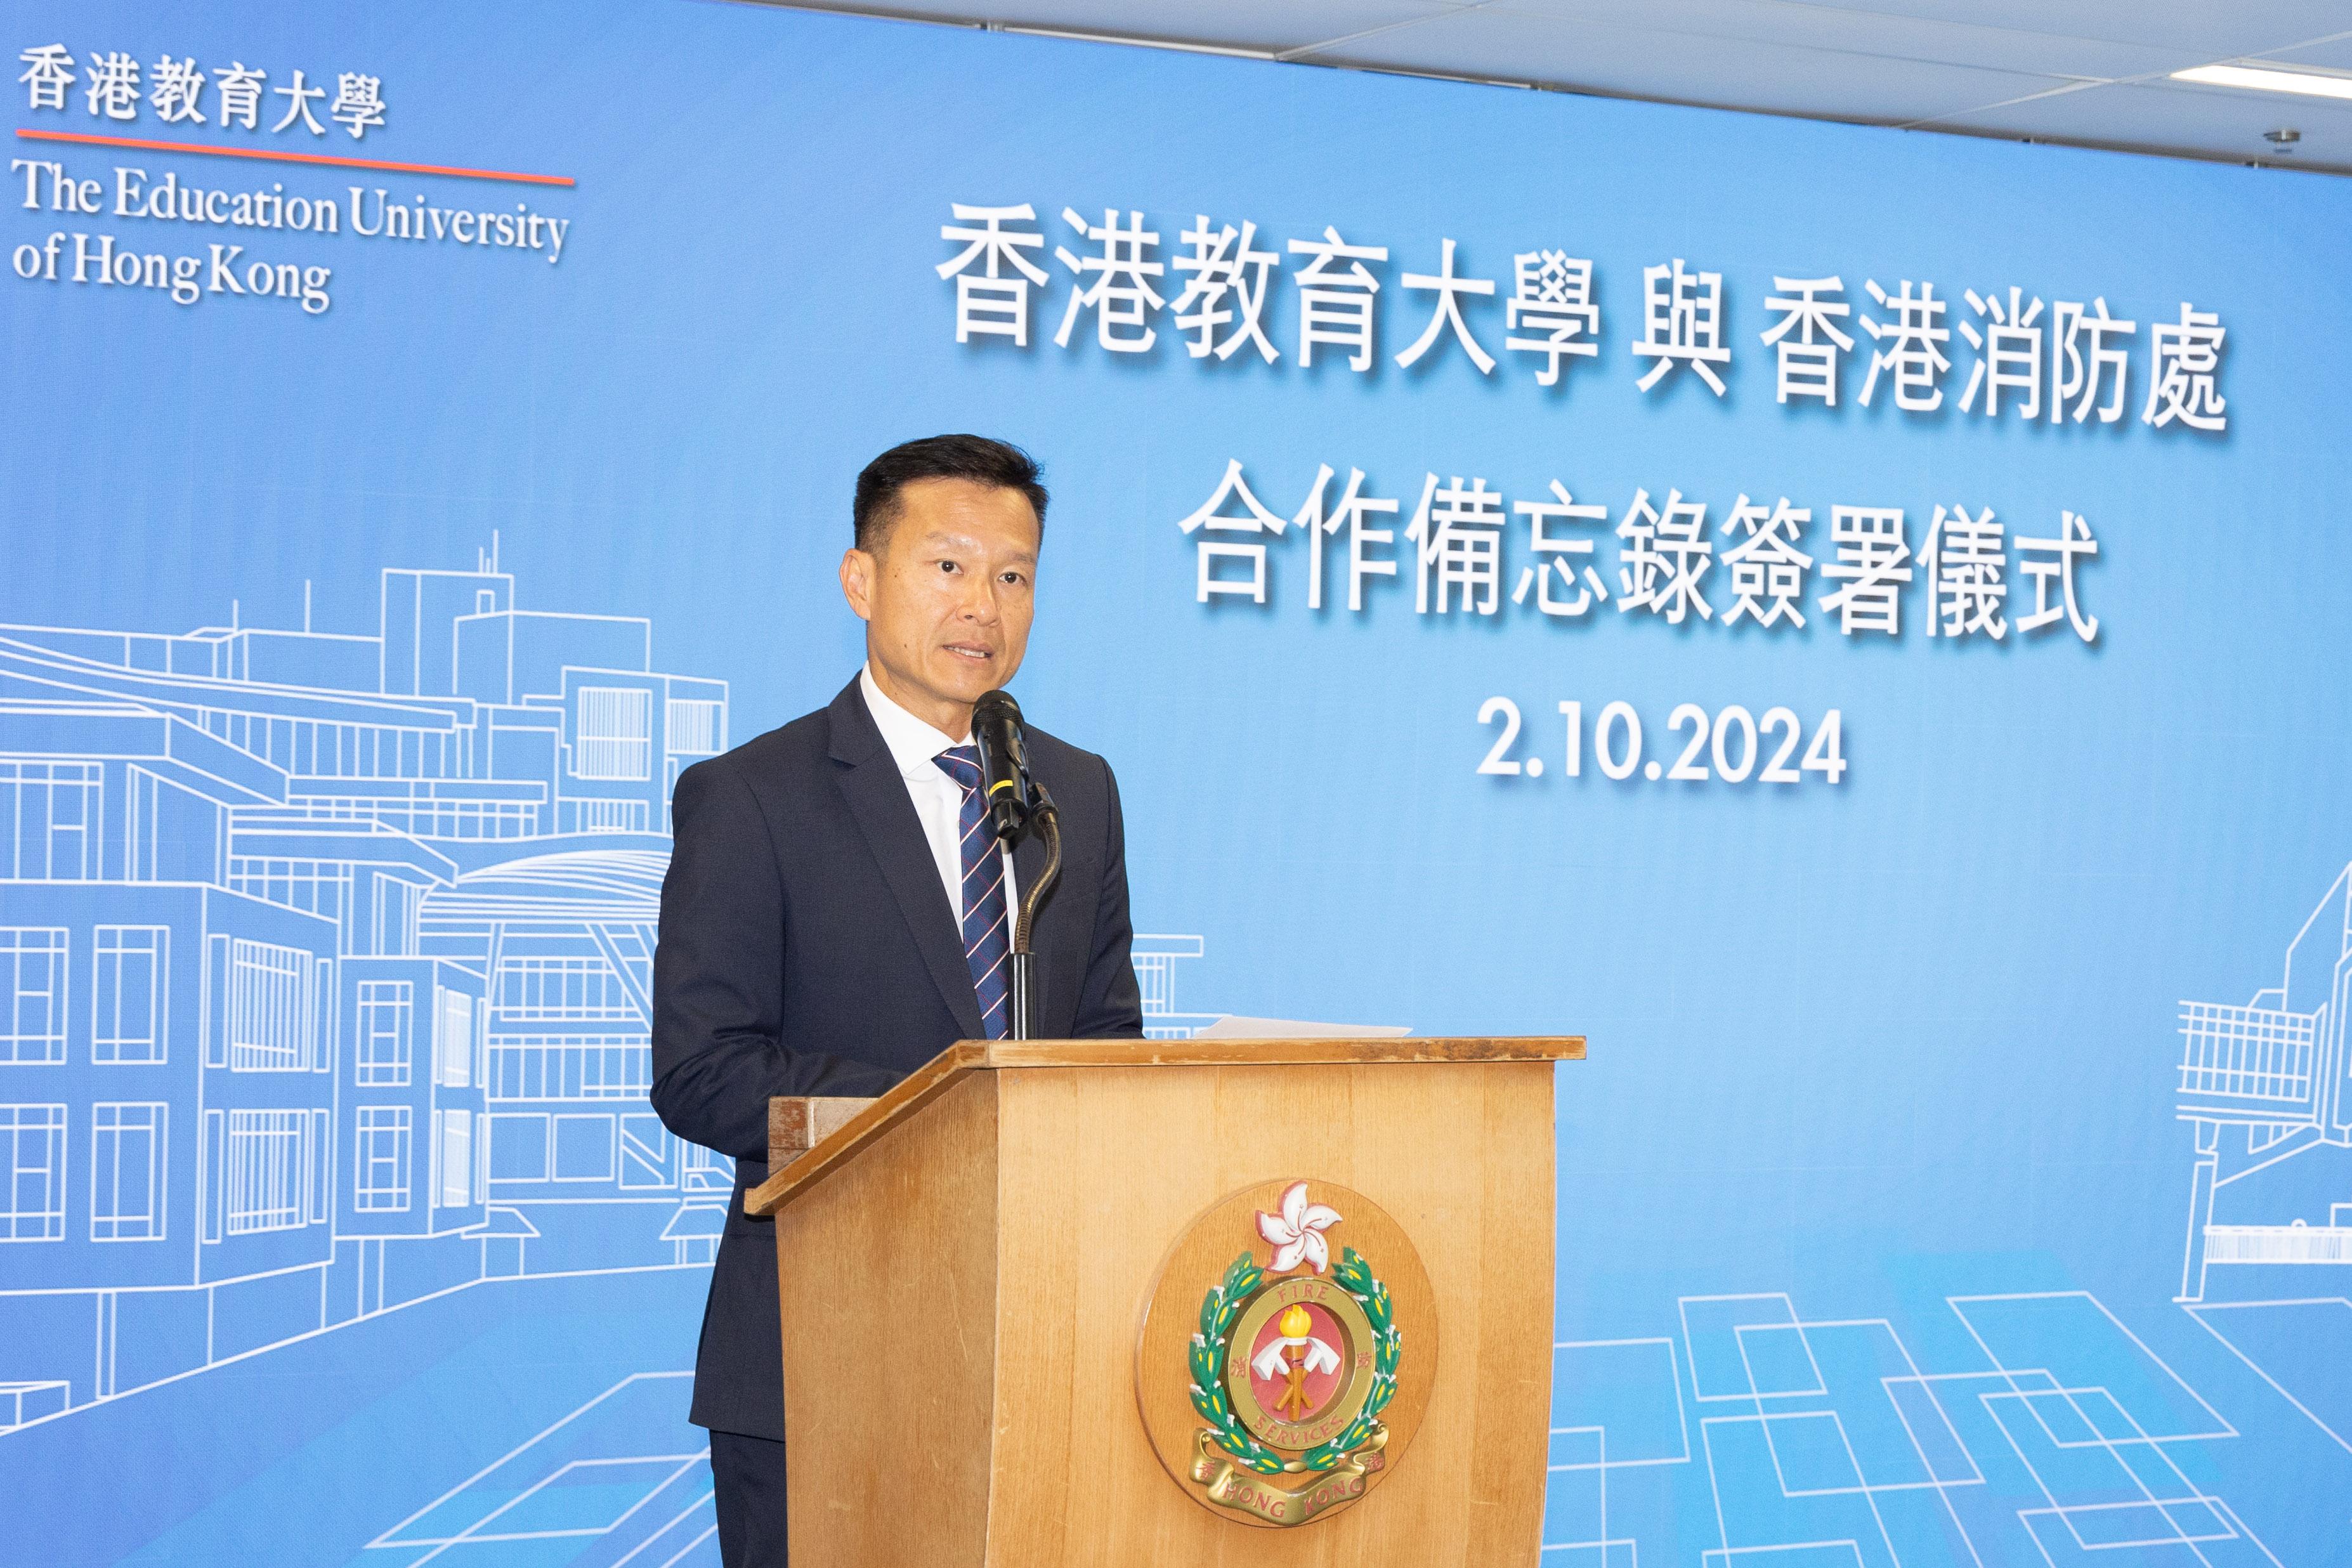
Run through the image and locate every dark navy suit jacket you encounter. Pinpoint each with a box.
[650,677,1144,1439]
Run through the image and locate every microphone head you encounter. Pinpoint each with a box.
[970,688,1030,842]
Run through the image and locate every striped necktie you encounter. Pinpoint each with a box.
[934,746,1011,1039]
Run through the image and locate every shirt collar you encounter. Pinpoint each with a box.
[859,665,967,780]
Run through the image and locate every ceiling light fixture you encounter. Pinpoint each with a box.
[2172,62,2352,101]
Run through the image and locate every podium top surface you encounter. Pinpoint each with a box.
[743,1034,1583,1217]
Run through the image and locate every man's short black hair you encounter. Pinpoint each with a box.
[853,434,1048,554]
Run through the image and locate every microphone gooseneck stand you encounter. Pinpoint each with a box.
[1005,782,1060,1042]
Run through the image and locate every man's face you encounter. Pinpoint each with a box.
[840,477,1040,738]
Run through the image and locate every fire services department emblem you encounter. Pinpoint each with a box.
[1136,1178,1435,1529]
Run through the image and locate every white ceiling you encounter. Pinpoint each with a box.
[751,0,2352,174]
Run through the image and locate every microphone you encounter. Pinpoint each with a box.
[970,688,1032,844]
[971,688,1062,1040]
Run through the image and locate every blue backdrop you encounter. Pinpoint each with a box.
[3,2,2349,1562]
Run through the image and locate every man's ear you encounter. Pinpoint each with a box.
[840,547,875,622]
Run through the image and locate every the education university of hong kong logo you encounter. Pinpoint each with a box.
[1135,1179,1435,1530]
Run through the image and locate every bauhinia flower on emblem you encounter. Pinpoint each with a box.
[1255,1181,1342,1274]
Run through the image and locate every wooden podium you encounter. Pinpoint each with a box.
[743,1034,1583,1565]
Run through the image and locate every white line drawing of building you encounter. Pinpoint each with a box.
[2185,1297,2352,1462]
[1544,1288,2281,1567]
[1131,934,1224,1038]
[0,544,729,1434]
[363,1371,719,1567]
[2174,861,2352,1303]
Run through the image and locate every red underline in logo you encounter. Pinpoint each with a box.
[13,127,574,187]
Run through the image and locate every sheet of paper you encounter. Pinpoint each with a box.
[1191,1015,1412,1040]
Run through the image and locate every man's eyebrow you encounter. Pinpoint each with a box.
[910,528,1036,567]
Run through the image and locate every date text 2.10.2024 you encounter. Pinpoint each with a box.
[1476,697,1846,785]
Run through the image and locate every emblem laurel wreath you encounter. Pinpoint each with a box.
[1188,1247,1402,1475]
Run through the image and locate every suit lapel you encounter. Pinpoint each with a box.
[827,680,988,1042]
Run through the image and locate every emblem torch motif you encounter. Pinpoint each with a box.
[1255,1303,1342,1419]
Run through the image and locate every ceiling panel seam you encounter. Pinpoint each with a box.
[1897,32,2352,132]
[1276,1,1503,65]
[728,0,2352,175]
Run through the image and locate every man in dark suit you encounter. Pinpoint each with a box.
[650,434,1144,1567]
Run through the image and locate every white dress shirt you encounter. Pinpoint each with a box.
[859,665,1017,926]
